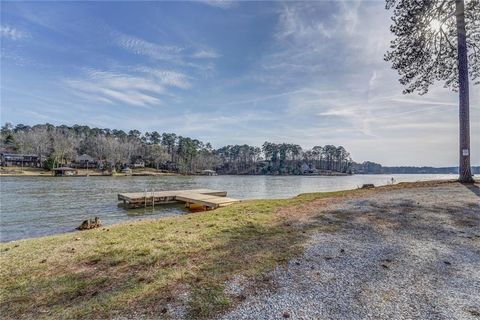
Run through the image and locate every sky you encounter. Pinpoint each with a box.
[0,0,478,167]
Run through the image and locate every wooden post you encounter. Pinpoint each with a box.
[152,189,155,210]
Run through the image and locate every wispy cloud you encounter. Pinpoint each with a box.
[112,30,221,72]
[65,67,192,108]
[0,25,29,40]
[192,48,221,59]
[113,32,183,61]
[134,67,192,89]
[197,0,237,9]
[275,3,332,40]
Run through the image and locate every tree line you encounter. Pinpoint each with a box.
[0,123,353,175]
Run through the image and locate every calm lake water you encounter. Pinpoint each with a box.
[0,174,456,242]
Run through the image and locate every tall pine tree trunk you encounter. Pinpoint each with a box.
[455,0,473,183]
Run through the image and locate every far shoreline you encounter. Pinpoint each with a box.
[0,166,353,177]
[1,166,468,178]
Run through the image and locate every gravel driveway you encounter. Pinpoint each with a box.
[220,182,480,320]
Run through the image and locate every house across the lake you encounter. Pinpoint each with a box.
[71,154,96,168]
[0,153,44,168]
[201,169,217,176]
[132,159,145,168]
[52,167,78,176]
[301,163,318,175]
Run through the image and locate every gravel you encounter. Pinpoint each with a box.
[219,183,480,320]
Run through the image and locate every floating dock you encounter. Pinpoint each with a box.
[118,188,239,210]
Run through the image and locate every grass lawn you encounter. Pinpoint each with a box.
[0,181,455,319]
[0,166,50,176]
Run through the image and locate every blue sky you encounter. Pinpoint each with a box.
[1,0,478,166]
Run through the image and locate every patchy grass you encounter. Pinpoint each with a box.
[0,180,464,319]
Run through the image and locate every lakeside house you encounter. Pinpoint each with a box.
[121,167,133,175]
[71,154,96,168]
[301,163,319,175]
[132,159,145,168]
[0,153,44,168]
[52,167,78,176]
[201,169,217,176]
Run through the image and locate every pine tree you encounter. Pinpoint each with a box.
[385,0,479,182]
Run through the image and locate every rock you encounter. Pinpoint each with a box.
[282,311,290,318]
[443,261,451,265]
[40,259,47,263]
[76,217,101,230]
[361,184,375,189]
[75,237,81,241]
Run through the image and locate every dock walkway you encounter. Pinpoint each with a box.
[118,188,239,210]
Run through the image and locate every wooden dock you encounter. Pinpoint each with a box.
[118,189,239,210]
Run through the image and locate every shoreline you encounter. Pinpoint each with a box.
[1,178,462,243]
[0,180,478,319]
[0,179,465,244]
[0,167,179,177]
[0,171,465,178]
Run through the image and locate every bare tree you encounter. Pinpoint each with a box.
[15,126,52,160]
[51,129,78,167]
[148,145,169,170]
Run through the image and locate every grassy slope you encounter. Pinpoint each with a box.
[0,181,458,319]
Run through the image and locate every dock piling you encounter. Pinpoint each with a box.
[152,188,155,210]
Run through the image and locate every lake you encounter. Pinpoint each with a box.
[0,174,456,242]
